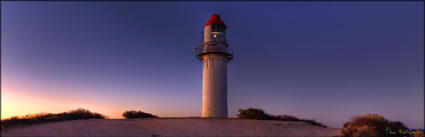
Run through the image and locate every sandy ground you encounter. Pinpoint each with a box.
[1,118,342,136]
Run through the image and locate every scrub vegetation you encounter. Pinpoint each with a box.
[122,110,158,119]
[237,108,327,128]
[341,114,424,137]
[1,108,106,130]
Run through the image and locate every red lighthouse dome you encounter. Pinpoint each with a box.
[203,14,227,29]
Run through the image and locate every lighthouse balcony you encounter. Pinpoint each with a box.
[194,46,233,60]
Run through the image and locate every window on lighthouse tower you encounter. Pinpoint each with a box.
[210,24,226,42]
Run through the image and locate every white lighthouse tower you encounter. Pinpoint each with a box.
[194,14,233,118]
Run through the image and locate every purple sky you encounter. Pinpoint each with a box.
[1,2,423,128]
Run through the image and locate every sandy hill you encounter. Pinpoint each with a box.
[1,118,341,136]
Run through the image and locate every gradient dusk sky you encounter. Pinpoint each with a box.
[1,2,423,128]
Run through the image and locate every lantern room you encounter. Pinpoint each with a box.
[203,15,227,43]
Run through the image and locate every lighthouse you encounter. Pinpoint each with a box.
[194,14,233,118]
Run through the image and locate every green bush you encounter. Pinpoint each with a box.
[237,108,273,120]
[275,114,300,121]
[1,108,106,130]
[341,114,410,137]
[122,110,158,119]
[237,108,327,128]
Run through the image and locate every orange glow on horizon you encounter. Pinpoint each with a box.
[1,89,125,120]
[1,87,192,120]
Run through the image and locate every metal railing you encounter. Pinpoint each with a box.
[193,46,233,60]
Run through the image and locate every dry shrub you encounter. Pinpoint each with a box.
[414,129,425,137]
[342,114,409,137]
[237,108,327,128]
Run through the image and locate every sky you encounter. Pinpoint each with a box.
[1,2,423,128]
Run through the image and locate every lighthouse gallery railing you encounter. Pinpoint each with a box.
[193,46,233,61]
